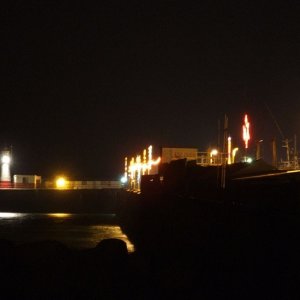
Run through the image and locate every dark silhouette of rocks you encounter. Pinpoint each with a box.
[1,188,300,299]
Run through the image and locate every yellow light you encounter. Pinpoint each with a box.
[136,155,142,181]
[232,147,239,163]
[210,149,218,164]
[148,145,153,163]
[152,157,161,165]
[210,149,218,156]
[56,177,67,189]
[125,145,161,191]
[47,213,71,218]
[228,137,232,165]
[142,149,147,175]
[143,149,147,164]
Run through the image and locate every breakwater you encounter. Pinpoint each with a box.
[0,189,126,213]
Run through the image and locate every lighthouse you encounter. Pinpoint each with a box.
[1,150,11,188]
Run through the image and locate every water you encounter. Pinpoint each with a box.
[0,212,135,252]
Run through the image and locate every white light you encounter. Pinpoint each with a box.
[0,212,22,219]
[2,155,10,164]
[210,149,218,156]
[246,157,253,163]
[120,176,127,184]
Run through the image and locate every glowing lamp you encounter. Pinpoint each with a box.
[0,212,21,219]
[210,149,218,156]
[227,137,232,164]
[120,176,127,184]
[2,155,11,164]
[56,177,67,189]
[47,213,71,218]
[1,150,12,186]
[210,149,218,164]
[246,157,253,163]
[232,147,239,163]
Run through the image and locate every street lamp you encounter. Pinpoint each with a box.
[56,177,67,189]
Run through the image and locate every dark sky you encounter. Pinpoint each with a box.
[1,1,300,179]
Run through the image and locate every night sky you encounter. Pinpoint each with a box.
[1,1,300,179]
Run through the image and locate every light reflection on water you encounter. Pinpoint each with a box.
[0,212,135,252]
[47,213,72,218]
[0,212,27,219]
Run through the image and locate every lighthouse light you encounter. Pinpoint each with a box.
[2,155,10,164]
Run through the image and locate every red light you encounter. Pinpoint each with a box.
[242,114,250,149]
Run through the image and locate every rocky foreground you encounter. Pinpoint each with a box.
[1,200,300,300]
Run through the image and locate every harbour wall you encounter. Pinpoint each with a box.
[0,188,126,213]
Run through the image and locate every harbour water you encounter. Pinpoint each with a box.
[0,212,135,252]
